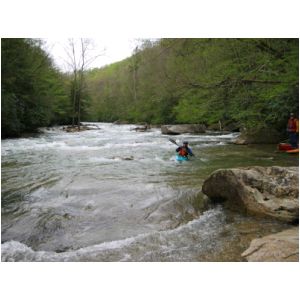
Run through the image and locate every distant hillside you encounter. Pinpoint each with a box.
[85,38,299,132]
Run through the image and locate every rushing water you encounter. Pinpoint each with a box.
[1,123,297,261]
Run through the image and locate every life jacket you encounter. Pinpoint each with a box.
[288,118,298,132]
[179,147,188,157]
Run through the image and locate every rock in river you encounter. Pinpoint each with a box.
[161,124,206,135]
[234,128,285,144]
[202,166,299,222]
[241,227,299,262]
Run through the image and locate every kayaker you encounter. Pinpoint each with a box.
[287,113,299,148]
[176,141,194,158]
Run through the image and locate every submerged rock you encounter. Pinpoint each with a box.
[241,227,299,262]
[202,166,299,222]
[112,156,134,161]
[62,124,101,132]
[131,124,150,132]
[161,124,206,135]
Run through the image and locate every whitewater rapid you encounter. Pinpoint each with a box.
[3,123,289,261]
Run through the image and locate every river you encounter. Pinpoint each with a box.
[1,123,297,261]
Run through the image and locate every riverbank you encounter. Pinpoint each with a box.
[202,166,299,261]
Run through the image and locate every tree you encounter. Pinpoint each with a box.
[65,38,102,130]
[83,38,298,131]
[1,38,69,138]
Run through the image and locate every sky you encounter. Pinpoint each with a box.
[43,38,140,71]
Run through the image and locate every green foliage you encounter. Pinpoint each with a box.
[1,38,70,137]
[2,38,298,138]
[85,38,298,131]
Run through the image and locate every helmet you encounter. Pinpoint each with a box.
[183,141,188,145]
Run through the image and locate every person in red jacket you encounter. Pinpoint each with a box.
[287,113,299,148]
[176,141,194,158]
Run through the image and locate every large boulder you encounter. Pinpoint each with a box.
[234,128,285,144]
[241,227,299,262]
[161,124,206,135]
[202,166,299,222]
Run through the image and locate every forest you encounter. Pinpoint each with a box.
[1,38,299,138]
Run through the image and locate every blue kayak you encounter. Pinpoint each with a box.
[176,155,189,162]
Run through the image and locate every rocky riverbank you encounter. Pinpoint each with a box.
[234,128,285,145]
[202,166,299,261]
[241,227,298,261]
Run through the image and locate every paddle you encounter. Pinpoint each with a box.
[168,138,179,146]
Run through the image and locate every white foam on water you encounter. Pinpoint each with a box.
[1,234,144,262]
[1,207,224,262]
[2,123,239,262]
